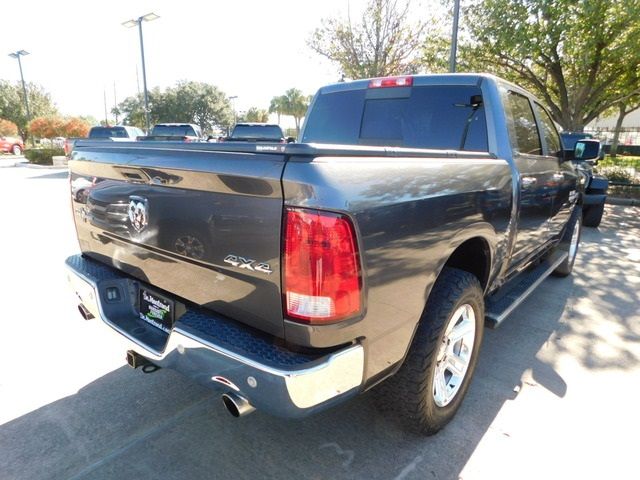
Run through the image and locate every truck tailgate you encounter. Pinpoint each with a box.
[70,142,287,337]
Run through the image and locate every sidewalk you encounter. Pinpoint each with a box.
[0,156,67,170]
[0,156,21,168]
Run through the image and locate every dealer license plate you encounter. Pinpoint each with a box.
[139,287,174,333]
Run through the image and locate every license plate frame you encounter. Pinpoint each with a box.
[138,287,175,333]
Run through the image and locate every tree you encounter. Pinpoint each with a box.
[281,89,311,135]
[458,0,640,131]
[307,0,427,79]
[0,119,18,137]
[240,108,270,123]
[0,81,58,140]
[28,116,91,140]
[62,117,91,138]
[269,95,287,124]
[115,81,234,133]
[28,116,65,140]
[165,81,234,132]
[114,89,162,130]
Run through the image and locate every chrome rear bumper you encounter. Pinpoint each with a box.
[65,254,364,417]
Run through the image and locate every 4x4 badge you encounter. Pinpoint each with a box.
[224,254,273,274]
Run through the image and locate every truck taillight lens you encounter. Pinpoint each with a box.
[368,75,413,88]
[283,207,362,324]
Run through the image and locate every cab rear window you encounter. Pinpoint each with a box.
[89,127,128,138]
[302,85,488,151]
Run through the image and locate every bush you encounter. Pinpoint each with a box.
[24,148,65,165]
[599,155,640,171]
[600,166,634,184]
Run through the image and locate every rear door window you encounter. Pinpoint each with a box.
[535,103,562,156]
[302,85,488,151]
[505,92,542,155]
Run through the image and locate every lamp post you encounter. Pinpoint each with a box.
[449,0,461,73]
[229,95,238,125]
[122,12,160,132]
[8,50,31,122]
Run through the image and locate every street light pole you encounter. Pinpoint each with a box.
[229,96,238,125]
[123,13,159,133]
[137,19,150,132]
[8,50,31,122]
[449,0,461,73]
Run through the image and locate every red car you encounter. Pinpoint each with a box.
[0,136,24,155]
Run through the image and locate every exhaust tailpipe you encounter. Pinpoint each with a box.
[78,304,94,320]
[222,392,256,418]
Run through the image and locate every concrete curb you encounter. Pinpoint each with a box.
[606,197,640,206]
[16,161,68,170]
[0,155,24,168]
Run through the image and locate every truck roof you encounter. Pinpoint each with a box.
[319,73,535,100]
[153,123,199,127]
[234,123,280,127]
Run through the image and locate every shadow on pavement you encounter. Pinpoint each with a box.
[0,207,637,480]
[0,298,572,480]
[28,171,69,180]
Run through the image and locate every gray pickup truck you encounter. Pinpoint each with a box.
[66,74,599,435]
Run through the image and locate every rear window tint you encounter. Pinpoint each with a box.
[151,125,198,136]
[302,85,488,151]
[89,127,128,138]
[231,125,284,140]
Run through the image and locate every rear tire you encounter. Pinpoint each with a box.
[583,202,604,228]
[553,206,582,277]
[375,267,484,435]
[12,145,22,155]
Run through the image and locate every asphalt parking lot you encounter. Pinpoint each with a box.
[0,165,638,480]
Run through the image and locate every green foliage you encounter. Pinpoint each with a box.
[608,184,640,199]
[24,147,64,165]
[268,90,311,134]
[0,81,58,140]
[600,167,635,184]
[456,0,640,131]
[308,0,427,79]
[269,95,287,124]
[598,155,640,171]
[115,81,234,133]
[270,89,312,135]
[239,107,270,123]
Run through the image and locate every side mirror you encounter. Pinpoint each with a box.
[574,139,600,162]
[286,137,296,143]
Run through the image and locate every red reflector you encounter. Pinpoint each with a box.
[368,76,414,88]
[283,208,362,324]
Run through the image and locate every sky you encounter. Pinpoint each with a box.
[0,0,435,124]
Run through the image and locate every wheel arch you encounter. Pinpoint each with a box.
[440,236,492,293]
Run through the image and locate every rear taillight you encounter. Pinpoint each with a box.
[368,75,413,88]
[283,207,362,324]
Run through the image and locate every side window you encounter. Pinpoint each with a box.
[535,104,562,156]
[505,91,542,155]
